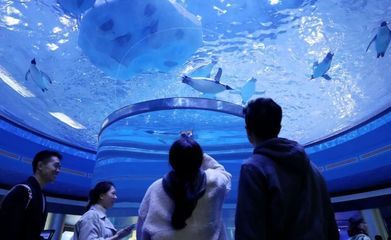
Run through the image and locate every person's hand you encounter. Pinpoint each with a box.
[116,224,135,239]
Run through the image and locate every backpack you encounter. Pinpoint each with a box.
[1,184,32,209]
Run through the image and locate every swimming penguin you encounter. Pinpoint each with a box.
[182,68,234,94]
[239,77,265,105]
[366,21,391,58]
[180,130,194,138]
[25,58,52,92]
[189,57,218,78]
[311,52,334,80]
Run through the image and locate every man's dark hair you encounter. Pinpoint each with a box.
[32,150,62,173]
[243,98,282,140]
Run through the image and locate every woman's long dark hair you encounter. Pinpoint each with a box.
[86,181,114,211]
[163,137,205,229]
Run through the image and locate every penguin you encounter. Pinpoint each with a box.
[366,21,391,58]
[189,57,218,78]
[239,77,265,105]
[182,68,234,94]
[25,58,52,92]
[311,52,334,80]
[180,130,194,138]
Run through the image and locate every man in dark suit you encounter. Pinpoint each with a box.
[0,150,62,240]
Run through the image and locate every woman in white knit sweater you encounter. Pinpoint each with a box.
[137,137,232,240]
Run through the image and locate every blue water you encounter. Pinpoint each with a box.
[0,0,390,150]
[101,109,246,146]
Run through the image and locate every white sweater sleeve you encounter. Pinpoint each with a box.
[201,153,232,192]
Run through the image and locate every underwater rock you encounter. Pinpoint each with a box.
[78,0,203,80]
[57,0,95,17]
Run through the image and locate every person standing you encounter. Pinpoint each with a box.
[0,150,62,240]
[235,98,339,240]
[73,181,134,240]
[137,137,231,240]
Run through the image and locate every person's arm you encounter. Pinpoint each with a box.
[136,217,151,240]
[1,185,30,240]
[319,173,339,240]
[76,215,104,240]
[235,164,268,240]
[202,153,232,192]
[76,214,130,240]
[325,202,340,240]
[312,163,339,240]
[137,186,152,240]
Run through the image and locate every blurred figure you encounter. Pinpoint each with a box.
[0,150,62,240]
[366,21,391,58]
[25,58,53,92]
[73,181,134,240]
[347,217,370,240]
[235,98,339,240]
[137,137,231,240]
[311,51,334,80]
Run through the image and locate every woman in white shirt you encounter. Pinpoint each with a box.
[73,181,134,240]
[137,137,232,240]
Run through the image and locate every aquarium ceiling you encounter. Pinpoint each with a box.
[0,0,390,150]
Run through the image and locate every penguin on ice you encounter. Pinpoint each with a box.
[366,21,391,58]
[182,68,234,94]
[311,52,334,80]
[25,58,52,92]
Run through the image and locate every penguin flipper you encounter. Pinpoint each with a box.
[25,70,30,81]
[214,68,222,82]
[322,74,331,80]
[366,35,376,52]
[41,71,52,84]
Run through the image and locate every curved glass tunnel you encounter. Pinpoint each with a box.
[95,98,250,205]
[0,0,390,239]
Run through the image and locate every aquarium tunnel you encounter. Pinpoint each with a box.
[0,0,390,239]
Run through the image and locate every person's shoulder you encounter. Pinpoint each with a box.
[149,178,163,190]
[143,178,164,197]
[79,208,101,221]
[240,155,275,179]
[6,184,31,199]
[242,154,269,169]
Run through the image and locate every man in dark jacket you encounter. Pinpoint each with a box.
[0,150,62,240]
[235,98,339,240]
